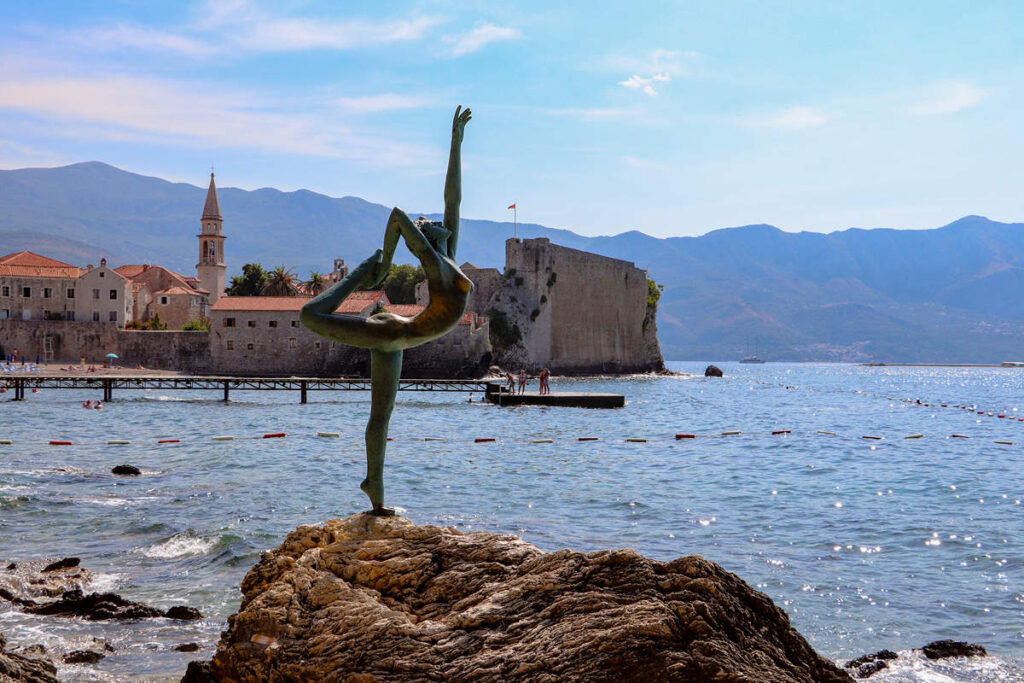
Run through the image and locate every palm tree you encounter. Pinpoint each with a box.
[303,271,327,296]
[261,266,299,296]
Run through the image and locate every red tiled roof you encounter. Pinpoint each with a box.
[155,286,196,297]
[384,304,476,326]
[0,251,83,279]
[114,264,147,279]
[211,291,388,314]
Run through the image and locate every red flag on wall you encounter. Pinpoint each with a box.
[507,204,516,209]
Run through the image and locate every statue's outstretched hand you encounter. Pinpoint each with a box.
[452,105,472,143]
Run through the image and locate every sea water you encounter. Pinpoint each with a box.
[1,362,1024,681]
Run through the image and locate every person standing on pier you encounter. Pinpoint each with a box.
[301,106,473,516]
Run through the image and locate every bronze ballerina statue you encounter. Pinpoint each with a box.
[301,106,473,516]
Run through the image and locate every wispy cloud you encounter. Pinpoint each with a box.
[604,48,698,77]
[906,80,987,116]
[60,1,442,56]
[618,73,670,96]
[542,106,635,122]
[622,156,669,171]
[0,74,434,167]
[333,94,437,113]
[737,106,833,131]
[443,23,522,57]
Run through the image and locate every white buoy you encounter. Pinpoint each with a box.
[212,435,234,441]
[107,439,131,445]
[317,432,340,438]
[532,439,554,444]
[625,437,648,443]
[722,430,742,436]
[0,439,11,445]
[904,434,924,440]
[817,430,837,435]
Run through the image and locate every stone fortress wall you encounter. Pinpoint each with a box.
[471,238,664,374]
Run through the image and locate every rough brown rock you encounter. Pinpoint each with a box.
[195,514,852,682]
[920,640,987,660]
[1,558,92,602]
[0,633,57,683]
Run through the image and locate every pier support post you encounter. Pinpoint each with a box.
[13,379,24,400]
[103,379,112,402]
[300,380,308,404]
[223,381,230,402]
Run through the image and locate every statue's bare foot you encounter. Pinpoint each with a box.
[360,477,391,515]
[369,504,396,516]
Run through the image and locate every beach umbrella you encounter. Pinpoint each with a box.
[105,353,119,359]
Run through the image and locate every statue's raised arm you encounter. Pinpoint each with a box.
[443,106,471,260]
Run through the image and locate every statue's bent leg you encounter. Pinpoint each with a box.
[361,348,403,515]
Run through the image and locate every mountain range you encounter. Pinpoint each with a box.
[2,161,1022,363]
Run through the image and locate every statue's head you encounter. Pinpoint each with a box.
[415,217,451,252]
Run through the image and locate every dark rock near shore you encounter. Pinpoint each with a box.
[190,513,852,682]
[1,558,92,602]
[111,464,141,476]
[166,605,204,621]
[921,640,987,660]
[0,633,57,683]
[181,660,212,682]
[25,589,164,620]
[704,364,723,377]
[42,557,80,573]
[844,650,897,678]
[175,643,201,652]
[62,649,105,664]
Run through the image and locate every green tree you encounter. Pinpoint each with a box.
[303,271,327,296]
[226,263,269,296]
[182,317,211,331]
[363,263,426,304]
[647,278,663,309]
[261,266,299,296]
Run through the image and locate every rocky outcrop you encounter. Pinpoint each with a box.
[704,364,723,377]
[190,514,852,682]
[921,640,986,660]
[1,558,92,601]
[0,634,57,683]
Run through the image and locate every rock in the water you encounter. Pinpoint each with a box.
[0,633,57,683]
[175,643,201,652]
[193,513,852,683]
[844,650,898,679]
[704,364,723,377]
[921,640,987,660]
[24,589,164,621]
[111,465,141,476]
[62,650,105,664]
[1,559,92,602]
[165,605,203,621]
[41,558,80,573]
[181,660,212,682]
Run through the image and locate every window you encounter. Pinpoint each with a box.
[291,320,298,327]
[224,318,235,327]
[43,288,52,298]
[159,296,168,305]
[247,320,256,327]
[92,312,100,322]
[269,320,277,328]
[0,309,8,319]
[289,337,296,349]
[67,288,75,299]
[22,287,31,297]
[99,271,104,278]
[109,311,117,322]
[109,289,118,300]
[1,286,8,296]
[66,311,75,321]
[93,289,100,299]
[225,340,234,350]
[247,343,254,350]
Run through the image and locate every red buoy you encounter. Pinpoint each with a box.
[474,437,496,443]
[158,439,180,444]
[951,434,970,439]
[772,430,792,435]
[49,440,72,446]
[263,432,286,439]
[675,433,696,439]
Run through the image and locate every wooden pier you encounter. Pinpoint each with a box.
[1,375,494,403]
[485,387,624,409]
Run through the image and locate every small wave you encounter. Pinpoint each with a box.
[141,533,217,559]
[89,572,122,593]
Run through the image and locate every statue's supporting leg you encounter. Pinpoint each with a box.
[361,348,403,516]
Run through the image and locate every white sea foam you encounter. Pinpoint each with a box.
[141,533,217,559]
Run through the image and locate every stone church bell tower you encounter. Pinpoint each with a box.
[197,172,226,304]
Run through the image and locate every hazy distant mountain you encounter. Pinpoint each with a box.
[2,162,1022,363]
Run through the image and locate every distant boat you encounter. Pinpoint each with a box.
[739,356,766,364]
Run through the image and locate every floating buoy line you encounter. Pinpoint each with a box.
[0,426,1015,448]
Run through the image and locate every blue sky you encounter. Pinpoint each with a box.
[1,1,1021,238]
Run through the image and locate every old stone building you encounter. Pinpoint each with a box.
[208,291,492,377]
[478,238,664,374]
[0,251,83,321]
[115,264,208,328]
